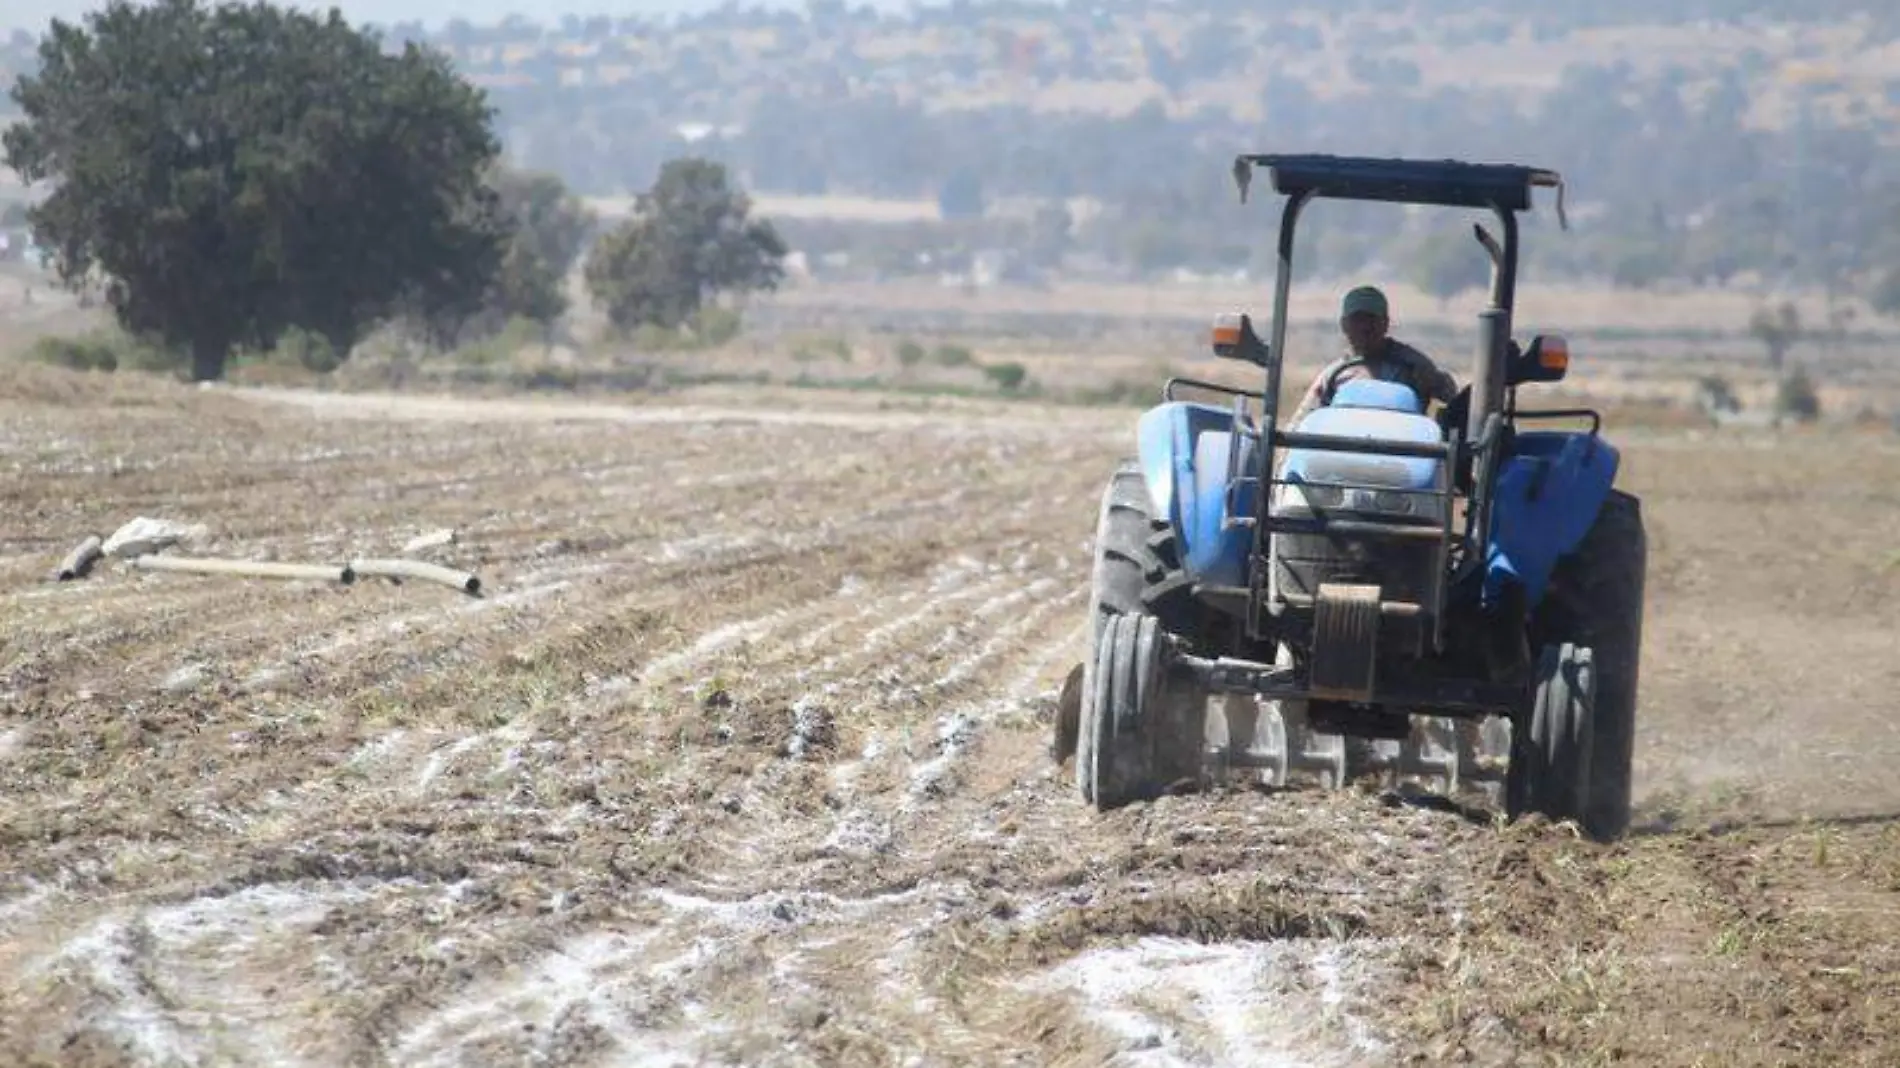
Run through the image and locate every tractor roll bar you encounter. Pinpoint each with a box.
[1233,154,1567,222]
[1228,153,1562,641]
[1259,188,1313,448]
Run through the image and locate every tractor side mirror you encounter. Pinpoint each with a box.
[1211,312,1272,368]
[1507,334,1570,386]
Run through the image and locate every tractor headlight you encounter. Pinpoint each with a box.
[1285,483,1444,521]
[1348,488,1443,520]
[1367,489,1418,515]
[1292,484,1345,510]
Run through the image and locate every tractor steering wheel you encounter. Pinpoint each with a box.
[1321,358,1370,406]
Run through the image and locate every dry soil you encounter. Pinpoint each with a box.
[3,369,1898,1067]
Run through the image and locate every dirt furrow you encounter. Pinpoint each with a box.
[7,376,1900,1067]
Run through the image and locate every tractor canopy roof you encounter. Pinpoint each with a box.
[1233,154,1565,220]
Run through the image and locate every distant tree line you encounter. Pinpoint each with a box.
[6,0,1900,324]
[288,2,1899,307]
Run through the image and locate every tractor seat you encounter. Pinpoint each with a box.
[1283,378,1442,491]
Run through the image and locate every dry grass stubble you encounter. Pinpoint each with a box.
[2,371,1897,1066]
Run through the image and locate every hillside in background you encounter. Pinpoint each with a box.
[4,0,1900,301]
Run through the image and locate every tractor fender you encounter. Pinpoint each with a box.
[1484,430,1621,608]
[1135,402,1258,588]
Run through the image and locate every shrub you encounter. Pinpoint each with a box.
[1695,374,1740,414]
[1774,367,1820,423]
[456,316,544,366]
[274,326,341,373]
[28,335,120,372]
[690,305,744,347]
[791,333,852,362]
[931,343,974,367]
[26,329,180,373]
[982,360,1029,392]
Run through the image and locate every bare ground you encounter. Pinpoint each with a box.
[2,369,1898,1067]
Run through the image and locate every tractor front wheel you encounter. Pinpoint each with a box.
[1506,642,1595,830]
[1081,612,1168,808]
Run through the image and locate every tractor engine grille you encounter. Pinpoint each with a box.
[1269,521,1438,605]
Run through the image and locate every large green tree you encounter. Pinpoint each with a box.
[2,0,505,379]
[583,158,786,335]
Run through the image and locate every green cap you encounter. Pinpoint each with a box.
[1341,285,1389,319]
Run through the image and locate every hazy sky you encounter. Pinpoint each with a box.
[5,0,928,34]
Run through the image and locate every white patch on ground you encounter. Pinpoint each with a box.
[810,726,900,858]
[37,919,209,1066]
[240,667,290,693]
[160,662,210,694]
[584,673,635,702]
[1027,938,1386,1068]
[0,881,55,934]
[648,531,759,565]
[413,717,536,794]
[787,596,887,656]
[1311,944,1393,1059]
[810,583,1083,850]
[647,883,938,933]
[785,695,834,760]
[0,723,25,762]
[27,882,383,1067]
[139,882,366,951]
[391,929,707,1068]
[344,729,411,772]
[929,556,989,592]
[816,805,895,859]
[905,706,988,803]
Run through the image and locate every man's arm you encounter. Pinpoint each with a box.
[1285,358,1345,429]
[1393,341,1459,406]
[1426,363,1459,406]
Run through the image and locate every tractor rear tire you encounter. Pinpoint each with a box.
[1537,489,1647,841]
[1507,643,1595,828]
[1074,461,1206,798]
[1086,460,1202,645]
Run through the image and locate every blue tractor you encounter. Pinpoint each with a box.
[1055,154,1647,843]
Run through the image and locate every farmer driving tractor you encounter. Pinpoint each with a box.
[1289,284,1460,426]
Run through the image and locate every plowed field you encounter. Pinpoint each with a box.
[4,371,1898,1067]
